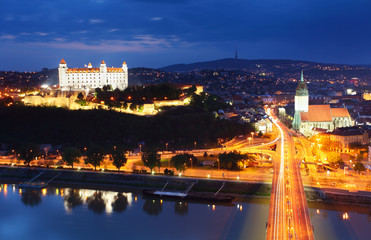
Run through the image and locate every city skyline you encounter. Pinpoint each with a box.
[1,0,371,71]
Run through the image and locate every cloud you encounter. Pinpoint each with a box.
[4,15,15,21]
[108,29,120,32]
[89,19,105,24]
[70,30,88,34]
[0,35,17,40]
[25,35,183,52]
[35,32,49,36]
[53,38,66,41]
[150,17,163,21]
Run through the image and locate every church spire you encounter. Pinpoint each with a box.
[301,70,304,82]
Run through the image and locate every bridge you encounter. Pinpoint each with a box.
[266,116,314,239]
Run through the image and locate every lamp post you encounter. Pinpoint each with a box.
[194,141,197,150]
[165,142,168,152]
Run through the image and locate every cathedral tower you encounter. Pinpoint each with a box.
[292,71,309,130]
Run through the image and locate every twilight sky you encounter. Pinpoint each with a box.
[1,0,371,71]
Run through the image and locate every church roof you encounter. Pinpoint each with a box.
[301,105,332,122]
[300,105,351,122]
[331,108,350,118]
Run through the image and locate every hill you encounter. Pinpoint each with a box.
[160,58,352,72]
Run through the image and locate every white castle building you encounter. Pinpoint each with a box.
[58,59,128,91]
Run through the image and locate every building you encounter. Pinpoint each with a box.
[292,71,354,137]
[325,127,368,149]
[59,59,128,91]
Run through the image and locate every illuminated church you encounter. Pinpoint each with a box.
[292,71,354,137]
[58,59,128,91]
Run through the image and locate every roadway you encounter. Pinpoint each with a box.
[266,112,314,240]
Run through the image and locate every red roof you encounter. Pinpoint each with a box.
[331,108,350,118]
[301,105,332,122]
[60,59,66,64]
[101,60,105,64]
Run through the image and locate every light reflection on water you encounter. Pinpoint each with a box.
[0,184,370,240]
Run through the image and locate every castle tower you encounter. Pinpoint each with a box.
[121,61,128,89]
[100,60,107,85]
[292,71,309,131]
[58,59,67,90]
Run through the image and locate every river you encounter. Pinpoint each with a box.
[0,184,369,240]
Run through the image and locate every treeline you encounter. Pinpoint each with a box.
[95,83,183,104]
[0,106,254,150]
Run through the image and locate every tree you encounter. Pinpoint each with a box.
[17,143,40,166]
[62,147,81,169]
[111,148,127,172]
[130,103,138,111]
[86,145,105,171]
[218,151,250,170]
[21,190,42,207]
[122,102,128,110]
[64,189,83,209]
[172,154,187,172]
[77,92,84,101]
[87,191,106,214]
[111,193,128,213]
[326,152,343,169]
[171,154,198,172]
[353,162,365,172]
[143,199,162,215]
[141,149,161,172]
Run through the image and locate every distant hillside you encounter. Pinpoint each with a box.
[160,58,324,72]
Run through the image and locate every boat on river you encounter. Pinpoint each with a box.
[143,180,234,203]
[143,190,234,202]
[18,181,47,189]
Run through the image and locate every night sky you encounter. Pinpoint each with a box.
[1,0,371,71]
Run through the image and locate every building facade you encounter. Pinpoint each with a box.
[292,71,354,137]
[59,59,128,91]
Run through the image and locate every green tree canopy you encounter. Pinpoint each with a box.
[353,162,365,172]
[326,152,343,169]
[218,151,251,170]
[77,92,84,101]
[86,145,105,171]
[17,143,40,166]
[62,147,81,168]
[111,148,127,172]
[141,149,161,172]
[171,153,198,172]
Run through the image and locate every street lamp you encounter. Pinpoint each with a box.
[194,141,197,150]
[165,142,168,152]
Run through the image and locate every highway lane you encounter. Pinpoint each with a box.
[266,110,314,240]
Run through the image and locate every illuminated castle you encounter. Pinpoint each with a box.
[58,59,128,91]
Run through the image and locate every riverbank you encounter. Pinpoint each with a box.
[0,166,370,204]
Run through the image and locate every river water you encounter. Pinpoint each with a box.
[0,184,369,240]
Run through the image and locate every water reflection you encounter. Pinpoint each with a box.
[174,202,188,216]
[87,191,106,214]
[111,193,128,213]
[64,189,83,209]
[143,199,162,216]
[21,190,42,207]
